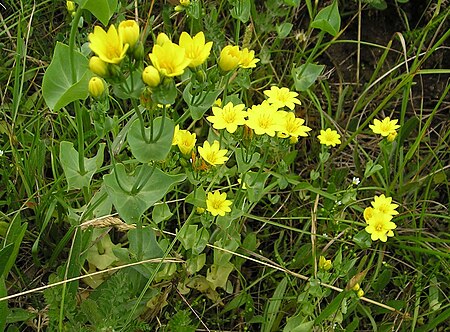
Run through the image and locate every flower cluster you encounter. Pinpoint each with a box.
[206,87,311,141]
[364,194,399,242]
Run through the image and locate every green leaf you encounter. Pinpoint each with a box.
[183,83,222,120]
[59,141,105,190]
[276,23,293,39]
[314,291,347,325]
[206,262,234,290]
[104,164,186,224]
[263,277,288,332]
[0,244,14,277]
[245,172,270,203]
[230,0,251,23]
[128,227,163,259]
[127,117,175,163]
[152,203,173,224]
[0,276,7,331]
[75,0,118,26]
[42,42,92,111]
[364,159,383,178]
[310,0,341,36]
[292,63,325,91]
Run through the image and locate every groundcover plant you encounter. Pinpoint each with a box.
[0,0,449,331]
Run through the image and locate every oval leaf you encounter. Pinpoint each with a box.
[310,0,341,37]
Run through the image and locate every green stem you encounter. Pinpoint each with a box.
[150,105,166,142]
[132,99,150,144]
[68,8,86,175]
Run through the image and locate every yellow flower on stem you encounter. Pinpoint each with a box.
[206,190,232,216]
[365,213,397,242]
[317,128,341,147]
[118,20,140,48]
[246,102,282,137]
[89,25,129,64]
[239,48,259,68]
[319,255,332,271]
[207,102,247,133]
[218,45,242,72]
[179,31,213,68]
[149,41,191,77]
[371,194,399,216]
[277,112,311,139]
[198,140,229,165]
[264,86,301,110]
[176,130,197,155]
[369,117,401,137]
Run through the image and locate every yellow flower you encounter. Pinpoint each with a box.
[176,130,196,155]
[89,56,109,77]
[218,45,242,72]
[206,190,232,216]
[66,1,75,12]
[198,140,229,165]
[277,112,311,139]
[363,207,374,223]
[317,128,341,147]
[180,0,190,5]
[179,31,213,68]
[118,20,140,48]
[246,102,282,137]
[239,48,259,69]
[156,32,171,46]
[369,117,401,137]
[88,77,106,98]
[149,41,191,77]
[207,102,247,133]
[365,213,397,242]
[88,25,129,64]
[264,86,301,110]
[371,194,399,216]
[172,125,180,145]
[319,255,332,271]
[142,65,161,87]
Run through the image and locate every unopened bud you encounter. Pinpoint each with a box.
[88,77,106,99]
[142,66,161,87]
[89,56,109,77]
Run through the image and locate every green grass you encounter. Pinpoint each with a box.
[1,0,449,331]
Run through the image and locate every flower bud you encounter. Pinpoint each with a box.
[66,1,75,13]
[218,45,242,72]
[352,283,360,291]
[142,66,161,87]
[180,0,190,5]
[89,56,109,77]
[88,77,106,98]
[387,131,398,142]
[357,289,365,298]
[118,20,140,48]
[133,41,145,61]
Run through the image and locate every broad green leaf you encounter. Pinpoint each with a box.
[103,163,186,224]
[42,42,91,111]
[60,141,105,190]
[0,276,7,331]
[206,262,234,290]
[292,63,325,91]
[185,187,207,208]
[276,23,293,39]
[127,117,175,163]
[86,229,120,270]
[283,0,301,6]
[310,0,341,36]
[183,83,222,120]
[230,0,251,23]
[179,225,198,251]
[152,203,173,224]
[245,172,270,203]
[75,0,118,26]
[128,227,163,259]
